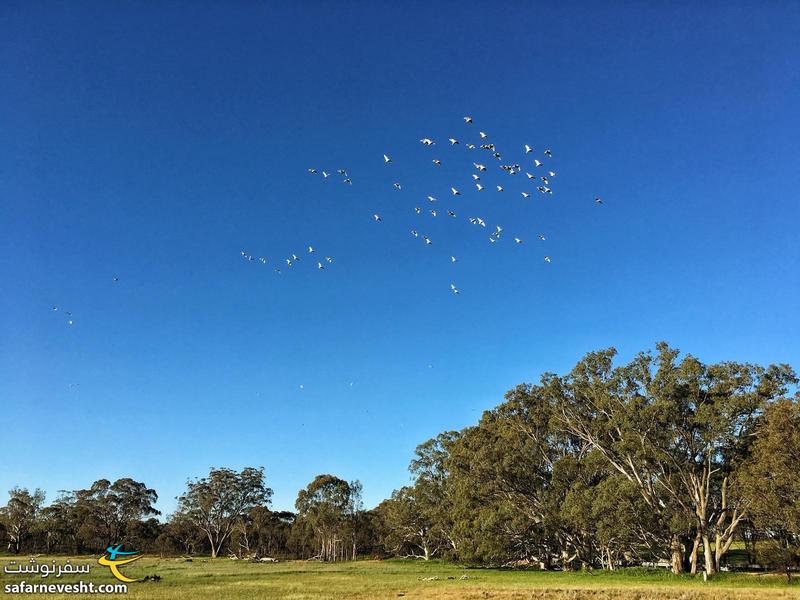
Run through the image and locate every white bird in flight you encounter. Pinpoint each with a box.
[524,144,533,154]
[432,159,441,166]
[383,154,392,163]
[476,184,484,191]
[451,187,461,196]
[373,214,382,222]
[450,283,460,294]
[449,138,459,145]
[420,138,435,146]
[463,116,473,124]
[479,131,488,139]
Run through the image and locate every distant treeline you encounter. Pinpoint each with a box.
[2,344,798,579]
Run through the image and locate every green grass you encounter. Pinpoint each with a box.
[1,556,798,599]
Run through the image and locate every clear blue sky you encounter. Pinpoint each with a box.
[1,1,798,515]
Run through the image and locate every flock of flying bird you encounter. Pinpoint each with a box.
[50,116,603,329]
[240,247,334,274]
[307,115,603,294]
[47,116,603,403]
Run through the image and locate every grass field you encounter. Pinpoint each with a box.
[1,556,798,599]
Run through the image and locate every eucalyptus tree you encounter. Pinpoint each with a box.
[376,486,441,560]
[73,478,159,550]
[0,487,45,554]
[409,431,461,554]
[37,492,79,554]
[548,343,797,575]
[735,398,800,581]
[445,385,579,567]
[294,474,362,561]
[176,467,271,558]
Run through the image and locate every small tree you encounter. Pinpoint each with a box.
[0,488,45,554]
[295,475,361,561]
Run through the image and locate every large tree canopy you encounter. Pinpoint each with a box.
[176,467,271,558]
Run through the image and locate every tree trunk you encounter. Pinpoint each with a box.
[690,531,701,575]
[702,535,715,576]
[670,535,684,574]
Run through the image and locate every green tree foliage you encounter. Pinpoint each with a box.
[375,432,461,561]
[156,512,205,556]
[3,344,797,572]
[376,486,439,559]
[230,506,295,558]
[374,343,797,575]
[547,343,796,574]
[176,467,271,558]
[295,474,362,561]
[0,487,45,553]
[72,478,160,551]
[735,398,800,581]
[35,493,78,554]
